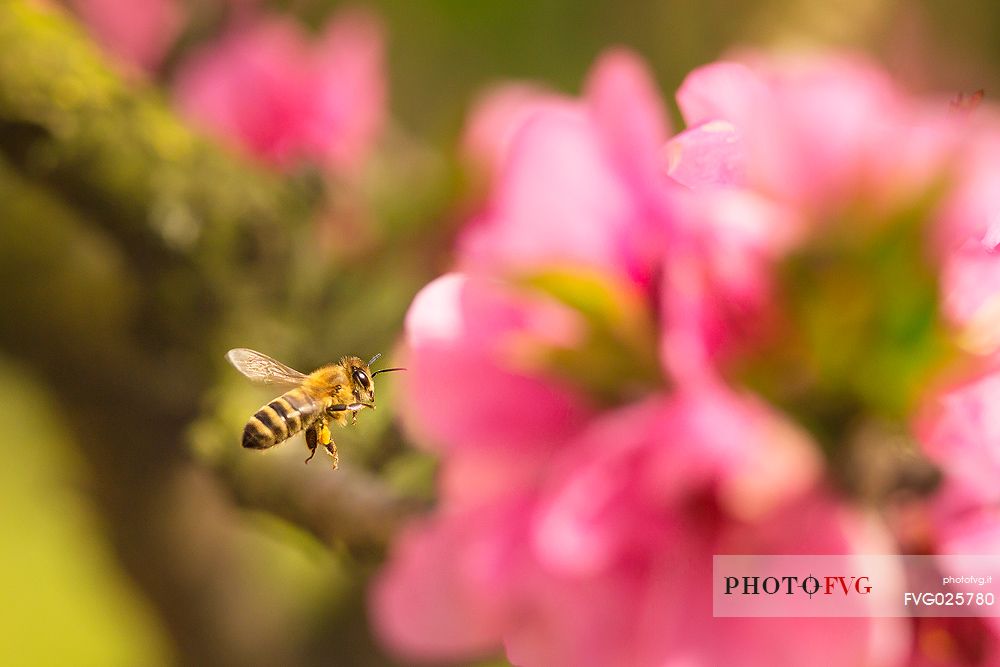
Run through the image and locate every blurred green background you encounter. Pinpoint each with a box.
[1,0,998,665]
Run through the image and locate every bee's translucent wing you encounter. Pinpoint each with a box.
[226,348,309,386]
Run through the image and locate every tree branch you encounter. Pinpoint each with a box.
[0,4,420,665]
[0,1,314,276]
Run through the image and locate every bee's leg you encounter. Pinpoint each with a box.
[327,402,372,433]
[304,423,319,464]
[327,402,374,413]
[351,401,374,425]
[317,421,339,470]
[324,440,339,470]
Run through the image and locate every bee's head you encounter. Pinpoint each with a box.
[355,353,405,404]
[347,357,376,403]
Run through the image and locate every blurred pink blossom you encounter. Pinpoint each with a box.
[458,50,672,287]
[657,186,800,384]
[917,367,1000,517]
[66,0,185,73]
[377,379,907,667]
[936,128,1000,354]
[174,9,385,170]
[662,54,984,380]
[461,84,575,177]
[912,369,1000,665]
[669,56,1000,581]
[673,55,929,210]
[370,49,948,667]
[399,272,593,460]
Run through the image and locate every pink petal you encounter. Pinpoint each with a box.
[665,119,746,189]
[676,61,767,128]
[659,190,799,382]
[439,449,547,507]
[935,127,1000,353]
[703,497,909,667]
[174,12,384,170]
[868,105,962,212]
[529,399,679,576]
[462,83,576,175]
[371,501,528,661]
[585,48,673,212]
[400,273,593,455]
[308,8,386,169]
[938,128,1000,245]
[503,558,676,667]
[458,108,646,281]
[941,240,1000,353]
[677,55,914,209]
[458,48,677,285]
[916,368,1000,502]
[926,484,1000,656]
[519,487,907,667]
[175,18,313,166]
[68,0,184,72]
[532,388,821,576]
[754,56,905,205]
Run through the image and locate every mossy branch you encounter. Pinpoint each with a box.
[0,1,316,276]
[0,3,418,664]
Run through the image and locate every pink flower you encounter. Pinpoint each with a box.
[376,382,908,667]
[457,49,673,287]
[174,9,385,170]
[663,58,933,379]
[664,52,993,401]
[912,369,1000,664]
[66,0,185,73]
[372,49,923,667]
[673,55,925,210]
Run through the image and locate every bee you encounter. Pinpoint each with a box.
[226,348,404,469]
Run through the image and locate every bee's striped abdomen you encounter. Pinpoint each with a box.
[242,388,320,449]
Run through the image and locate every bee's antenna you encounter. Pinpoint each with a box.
[367,353,382,367]
[372,367,406,377]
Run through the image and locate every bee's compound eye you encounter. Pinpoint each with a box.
[353,369,370,389]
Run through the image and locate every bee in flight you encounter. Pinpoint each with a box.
[226,348,404,469]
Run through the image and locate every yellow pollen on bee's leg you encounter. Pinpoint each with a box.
[318,424,338,469]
